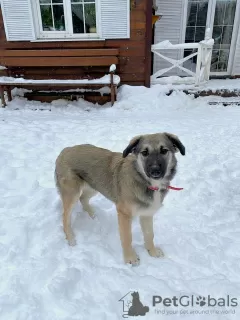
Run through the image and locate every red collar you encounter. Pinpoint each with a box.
[148,185,184,191]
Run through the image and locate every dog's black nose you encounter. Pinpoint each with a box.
[150,166,162,179]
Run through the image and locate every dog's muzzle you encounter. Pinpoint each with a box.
[149,165,163,179]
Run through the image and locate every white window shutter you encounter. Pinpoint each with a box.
[1,0,35,41]
[153,0,185,75]
[99,0,130,39]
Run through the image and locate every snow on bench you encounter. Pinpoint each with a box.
[0,75,120,86]
[0,64,120,107]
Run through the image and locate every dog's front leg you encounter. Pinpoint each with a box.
[140,216,164,258]
[117,203,140,266]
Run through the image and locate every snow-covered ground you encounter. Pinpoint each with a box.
[0,84,240,320]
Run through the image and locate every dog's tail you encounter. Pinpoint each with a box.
[143,306,149,314]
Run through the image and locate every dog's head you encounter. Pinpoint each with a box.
[131,292,139,299]
[123,133,185,181]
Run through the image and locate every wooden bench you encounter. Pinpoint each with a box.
[0,49,120,107]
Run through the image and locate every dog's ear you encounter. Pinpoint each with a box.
[123,135,141,158]
[164,133,185,155]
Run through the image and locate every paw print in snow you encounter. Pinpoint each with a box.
[196,296,206,307]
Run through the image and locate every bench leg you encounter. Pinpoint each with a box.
[0,86,6,108]
[110,85,115,106]
[114,85,117,102]
[6,86,12,102]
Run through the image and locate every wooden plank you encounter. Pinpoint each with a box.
[131,10,146,22]
[130,22,146,29]
[119,63,145,74]
[7,57,145,73]
[14,73,106,80]
[128,29,146,41]
[0,56,118,67]
[118,56,145,65]
[144,0,153,88]
[24,93,111,105]
[9,61,145,79]
[0,82,112,87]
[0,48,119,57]
[0,86,6,107]
[13,85,106,91]
[120,73,145,82]
[3,41,106,50]
[3,39,145,50]
[122,81,146,86]
[106,40,146,48]
[12,68,104,76]
[131,0,146,10]
[0,45,145,57]
[119,47,145,57]
[11,67,108,75]
[18,67,144,76]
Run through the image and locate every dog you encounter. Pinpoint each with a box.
[55,132,185,265]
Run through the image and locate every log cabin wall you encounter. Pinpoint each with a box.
[0,0,151,87]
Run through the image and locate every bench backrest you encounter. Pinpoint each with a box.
[0,49,119,67]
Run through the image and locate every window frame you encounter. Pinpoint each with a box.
[32,0,101,40]
[182,0,240,76]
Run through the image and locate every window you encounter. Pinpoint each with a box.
[2,0,130,42]
[36,0,98,38]
[183,0,209,73]
[39,0,66,32]
[185,0,209,44]
[211,0,237,72]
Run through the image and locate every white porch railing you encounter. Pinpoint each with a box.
[151,29,214,86]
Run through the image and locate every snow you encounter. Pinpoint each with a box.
[109,64,116,72]
[1,84,240,320]
[200,38,214,46]
[152,41,199,50]
[151,76,196,85]
[152,40,174,49]
[0,74,121,85]
[197,78,240,91]
[150,78,240,92]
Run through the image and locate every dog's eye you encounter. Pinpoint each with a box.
[141,149,149,157]
[161,148,168,155]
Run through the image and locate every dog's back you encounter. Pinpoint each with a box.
[55,144,126,203]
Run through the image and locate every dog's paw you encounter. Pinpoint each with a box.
[88,211,96,220]
[83,206,96,219]
[67,237,76,246]
[148,247,164,258]
[124,250,140,266]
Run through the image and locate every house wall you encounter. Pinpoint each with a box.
[0,0,151,86]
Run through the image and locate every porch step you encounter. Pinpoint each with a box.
[167,88,240,98]
[183,89,240,98]
[195,95,240,106]
[208,101,240,106]
[167,88,240,106]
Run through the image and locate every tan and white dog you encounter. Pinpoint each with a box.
[55,133,185,265]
